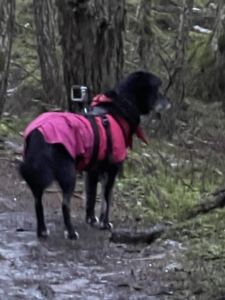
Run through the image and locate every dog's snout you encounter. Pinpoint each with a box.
[164,99,171,110]
[154,96,171,113]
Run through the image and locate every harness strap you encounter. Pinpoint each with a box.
[100,115,113,164]
[84,114,114,170]
[84,116,100,170]
[114,116,129,147]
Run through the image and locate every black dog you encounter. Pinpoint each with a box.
[19,71,171,239]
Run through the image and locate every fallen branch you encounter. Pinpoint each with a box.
[185,192,225,219]
[110,224,168,244]
[211,187,225,197]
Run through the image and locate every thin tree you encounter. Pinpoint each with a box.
[210,1,225,110]
[136,0,152,70]
[171,0,194,100]
[56,0,125,110]
[211,0,225,63]
[0,0,16,117]
[164,0,194,138]
[33,0,64,107]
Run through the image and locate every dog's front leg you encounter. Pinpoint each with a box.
[99,171,117,230]
[84,170,99,226]
[62,193,79,240]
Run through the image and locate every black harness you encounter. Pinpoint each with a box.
[83,110,113,171]
[84,115,100,170]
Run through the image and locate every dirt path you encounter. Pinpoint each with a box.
[0,142,187,300]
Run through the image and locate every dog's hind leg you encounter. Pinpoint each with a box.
[61,192,79,240]
[20,130,54,237]
[19,164,49,237]
[99,168,119,230]
[53,145,78,240]
[84,170,99,226]
[33,190,49,237]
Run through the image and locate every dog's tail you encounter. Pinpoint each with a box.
[19,129,53,191]
[19,161,36,185]
[14,157,32,185]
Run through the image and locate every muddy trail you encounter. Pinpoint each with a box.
[0,139,188,300]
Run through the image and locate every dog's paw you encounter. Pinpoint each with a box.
[99,222,113,230]
[37,229,50,238]
[64,230,79,240]
[86,216,99,227]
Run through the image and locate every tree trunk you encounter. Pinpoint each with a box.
[56,0,125,111]
[33,0,64,107]
[163,0,194,139]
[211,1,225,61]
[174,0,193,68]
[136,0,152,70]
[210,1,225,110]
[0,0,16,118]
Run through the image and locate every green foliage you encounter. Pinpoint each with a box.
[0,115,32,135]
[12,0,41,87]
[188,33,214,70]
[154,10,177,31]
[154,0,209,7]
[194,0,211,8]
[116,135,221,226]
[126,0,138,6]
[125,0,138,18]
[186,32,225,102]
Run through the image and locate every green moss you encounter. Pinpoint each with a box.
[11,0,41,89]
[125,0,138,16]
[186,32,225,102]
[126,0,138,5]
[155,11,177,31]
[194,0,210,7]
[0,115,33,135]
[188,32,214,70]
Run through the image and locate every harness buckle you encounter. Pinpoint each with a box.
[102,116,109,128]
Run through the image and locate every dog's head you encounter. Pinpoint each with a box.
[114,71,171,115]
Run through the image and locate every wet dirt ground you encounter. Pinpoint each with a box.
[0,139,188,300]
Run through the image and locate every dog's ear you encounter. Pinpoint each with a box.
[113,71,166,115]
[104,90,119,100]
[147,73,162,88]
